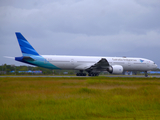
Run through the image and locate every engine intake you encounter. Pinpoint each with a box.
[108,65,123,74]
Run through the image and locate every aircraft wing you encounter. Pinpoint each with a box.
[87,58,110,71]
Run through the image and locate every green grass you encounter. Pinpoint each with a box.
[0,77,160,119]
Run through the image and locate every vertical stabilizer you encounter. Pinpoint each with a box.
[15,32,39,56]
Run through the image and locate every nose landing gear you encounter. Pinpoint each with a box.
[145,71,148,77]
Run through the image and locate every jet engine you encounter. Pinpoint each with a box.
[107,65,123,74]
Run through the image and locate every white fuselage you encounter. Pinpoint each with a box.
[42,55,157,71]
[14,32,158,76]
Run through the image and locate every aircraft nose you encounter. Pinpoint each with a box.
[155,64,158,69]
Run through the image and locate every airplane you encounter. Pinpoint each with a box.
[14,32,158,77]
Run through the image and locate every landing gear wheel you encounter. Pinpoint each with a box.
[145,74,148,77]
[76,72,87,76]
[82,73,86,76]
[145,71,148,77]
[95,73,99,76]
[88,73,99,76]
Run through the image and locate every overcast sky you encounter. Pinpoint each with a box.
[0,0,160,67]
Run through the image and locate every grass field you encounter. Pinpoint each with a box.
[0,77,160,120]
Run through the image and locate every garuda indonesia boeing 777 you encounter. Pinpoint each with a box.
[15,32,157,77]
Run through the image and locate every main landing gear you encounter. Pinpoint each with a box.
[76,70,87,76]
[76,70,99,76]
[88,73,99,76]
[76,73,87,76]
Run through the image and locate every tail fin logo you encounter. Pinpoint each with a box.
[15,32,39,56]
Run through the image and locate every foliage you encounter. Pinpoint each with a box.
[0,64,77,75]
[0,77,160,119]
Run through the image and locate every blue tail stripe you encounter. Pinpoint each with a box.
[16,33,27,41]
[18,39,35,49]
[20,46,39,55]
[15,32,39,56]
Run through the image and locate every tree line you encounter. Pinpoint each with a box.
[0,64,77,75]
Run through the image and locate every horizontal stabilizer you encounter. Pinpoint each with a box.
[23,56,35,61]
[15,56,35,62]
[4,56,14,59]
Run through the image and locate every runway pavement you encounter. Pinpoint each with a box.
[1,75,160,78]
[105,75,160,78]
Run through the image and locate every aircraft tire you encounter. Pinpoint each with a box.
[145,74,148,77]
[77,73,87,76]
[88,73,98,76]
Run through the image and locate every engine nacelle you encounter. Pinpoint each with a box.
[108,65,123,74]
